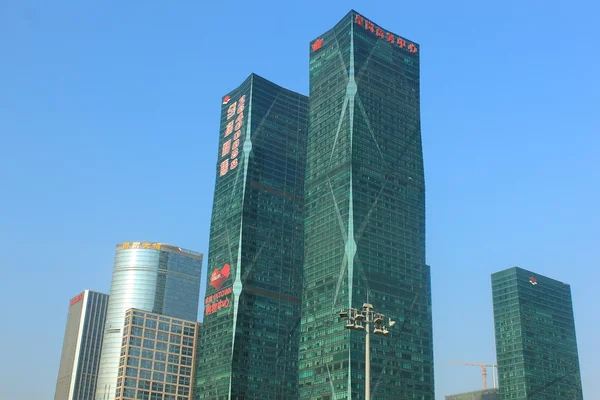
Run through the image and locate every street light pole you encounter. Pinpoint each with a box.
[365,305,371,400]
[339,303,395,400]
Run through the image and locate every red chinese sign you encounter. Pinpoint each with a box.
[210,263,230,290]
[204,286,232,316]
[70,293,83,306]
[354,14,418,54]
[219,94,246,177]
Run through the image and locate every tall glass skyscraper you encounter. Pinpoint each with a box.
[492,267,583,399]
[298,10,434,400]
[55,290,109,400]
[95,242,203,400]
[194,74,308,399]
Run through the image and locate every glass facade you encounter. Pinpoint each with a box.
[96,242,203,400]
[114,309,199,400]
[55,290,109,400]
[194,74,308,399]
[298,10,434,400]
[492,267,583,399]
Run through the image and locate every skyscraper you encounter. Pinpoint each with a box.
[492,267,583,399]
[55,290,109,400]
[114,309,200,400]
[298,10,434,400]
[194,74,308,399]
[95,241,203,400]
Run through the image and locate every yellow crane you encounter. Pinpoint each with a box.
[443,362,498,390]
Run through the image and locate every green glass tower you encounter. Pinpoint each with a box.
[298,10,434,400]
[194,74,308,399]
[492,267,583,399]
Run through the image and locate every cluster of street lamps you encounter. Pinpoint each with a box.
[339,303,396,400]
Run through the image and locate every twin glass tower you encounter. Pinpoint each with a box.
[195,10,434,400]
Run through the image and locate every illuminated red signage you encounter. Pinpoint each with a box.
[354,13,418,53]
[70,293,83,306]
[219,94,246,177]
[210,263,230,290]
[311,38,323,52]
[204,286,232,316]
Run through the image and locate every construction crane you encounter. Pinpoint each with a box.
[443,362,498,390]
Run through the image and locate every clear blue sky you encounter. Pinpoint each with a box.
[1,1,598,399]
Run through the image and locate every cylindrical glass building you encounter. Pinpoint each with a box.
[95,242,203,400]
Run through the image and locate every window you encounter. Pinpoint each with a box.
[177,385,190,395]
[167,364,178,374]
[165,384,176,394]
[183,327,195,337]
[155,352,166,361]
[154,362,166,372]
[168,354,179,364]
[169,345,181,354]
[139,369,151,380]
[127,357,139,367]
[170,335,181,344]
[170,325,182,334]
[123,388,135,398]
[180,357,192,366]
[137,390,149,400]
[159,322,170,331]
[181,347,193,356]
[126,367,138,378]
[151,382,164,392]
[157,332,169,342]
[125,378,137,388]
[129,347,141,357]
[145,319,157,329]
[180,366,191,376]
[130,337,142,347]
[143,339,154,349]
[138,380,150,390]
[132,317,144,326]
[144,330,156,339]
[142,349,153,359]
[141,359,152,370]
[152,372,165,381]
[131,327,143,336]
[178,377,190,386]
[182,337,194,347]
[156,342,167,351]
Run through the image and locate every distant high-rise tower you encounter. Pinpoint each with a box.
[55,290,109,400]
[298,10,434,400]
[492,267,583,399]
[95,242,203,400]
[194,74,308,399]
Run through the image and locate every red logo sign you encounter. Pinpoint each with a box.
[70,293,83,306]
[311,38,323,52]
[529,277,538,286]
[222,95,231,105]
[210,264,231,290]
